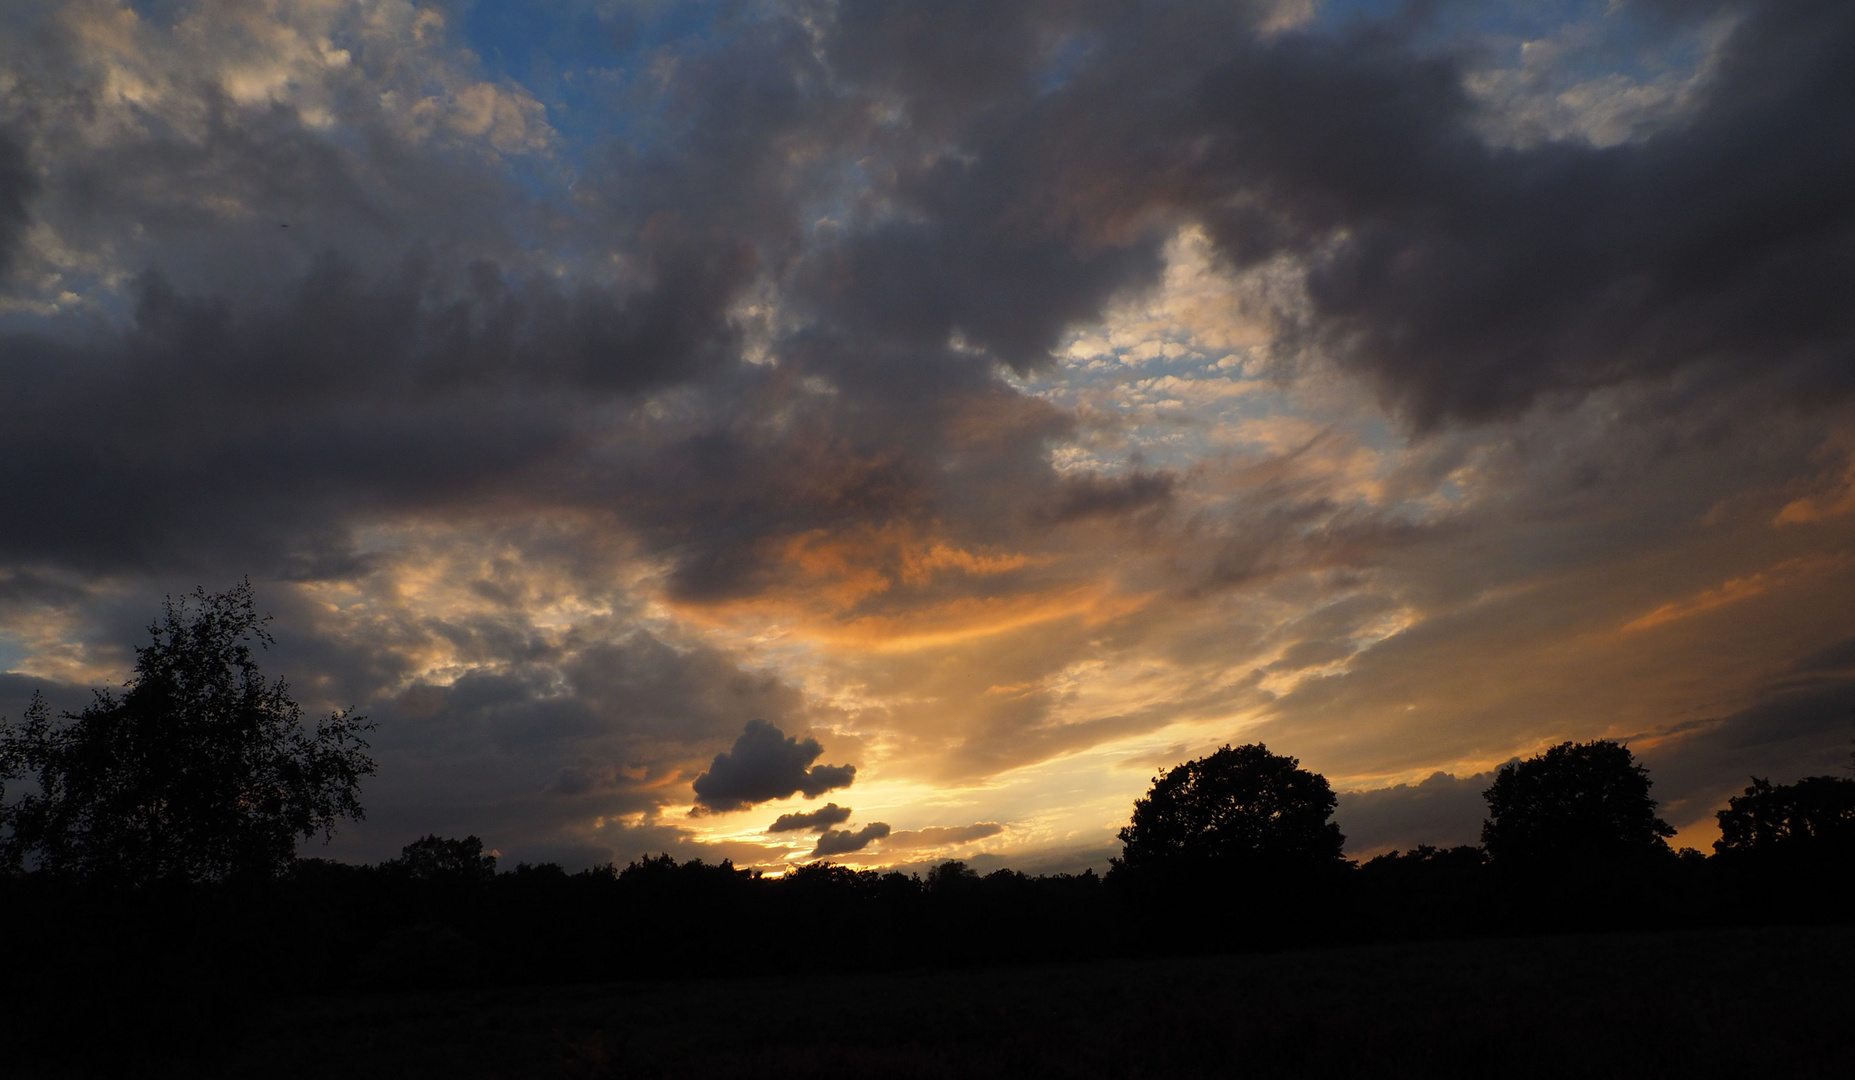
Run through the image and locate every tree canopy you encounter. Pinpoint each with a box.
[1714,775,1855,859]
[389,834,499,884]
[0,582,374,884]
[1480,740,1674,866]
[1113,743,1346,878]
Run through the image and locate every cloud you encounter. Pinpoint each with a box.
[0,129,31,281]
[1636,675,1855,835]
[803,0,1855,429]
[3,0,1855,876]
[691,720,856,813]
[0,251,750,574]
[1045,470,1176,524]
[883,823,1005,850]
[231,565,818,865]
[1789,636,1855,676]
[1336,772,1493,857]
[1211,0,1855,427]
[10,0,1841,600]
[810,822,891,858]
[0,672,92,724]
[767,803,853,834]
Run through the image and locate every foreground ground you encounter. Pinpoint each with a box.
[59,924,1855,1077]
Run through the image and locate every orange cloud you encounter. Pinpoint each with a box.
[778,524,1037,608]
[1773,431,1855,525]
[1622,553,1849,632]
[1623,573,1770,632]
[1774,484,1855,525]
[819,585,1150,653]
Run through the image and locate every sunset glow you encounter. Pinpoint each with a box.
[3,0,1854,875]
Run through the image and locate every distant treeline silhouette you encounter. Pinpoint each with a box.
[3,585,1854,1067]
[4,753,1851,1067]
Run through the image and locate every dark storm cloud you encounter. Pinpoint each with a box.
[768,802,853,833]
[1232,1,1855,425]
[0,2,801,582]
[0,248,750,573]
[807,0,1855,426]
[797,0,1187,371]
[1335,771,1493,856]
[0,570,88,608]
[0,129,32,280]
[0,0,1107,602]
[810,821,891,857]
[691,720,856,813]
[1247,1,1855,426]
[4,0,1851,588]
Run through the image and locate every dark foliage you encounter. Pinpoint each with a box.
[1706,775,1855,926]
[1714,776,1855,859]
[1354,845,1493,938]
[1112,743,1346,877]
[0,583,374,885]
[1481,741,1675,867]
[388,834,499,883]
[3,810,1853,1075]
[1108,744,1350,950]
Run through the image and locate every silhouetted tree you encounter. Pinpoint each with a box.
[387,834,499,883]
[0,582,374,884]
[927,859,981,894]
[1714,776,1855,859]
[1480,741,1674,866]
[1113,743,1346,878]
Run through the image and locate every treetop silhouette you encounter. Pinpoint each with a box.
[0,581,374,885]
[1714,775,1855,859]
[1480,740,1674,866]
[389,834,499,884]
[1113,743,1346,879]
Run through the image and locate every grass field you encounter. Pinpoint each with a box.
[57,924,1855,1078]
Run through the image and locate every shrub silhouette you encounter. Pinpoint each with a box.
[1481,740,1674,867]
[0,582,374,884]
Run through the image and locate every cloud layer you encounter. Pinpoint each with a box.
[1,0,1852,870]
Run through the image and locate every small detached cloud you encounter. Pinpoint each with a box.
[811,822,891,857]
[767,803,854,834]
[691,720,856,813]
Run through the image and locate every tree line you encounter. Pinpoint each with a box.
[2,586,1852,1066]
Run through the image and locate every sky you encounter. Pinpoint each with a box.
[2,0,1853,874]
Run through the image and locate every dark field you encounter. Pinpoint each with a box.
[78,924,1855,1079]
